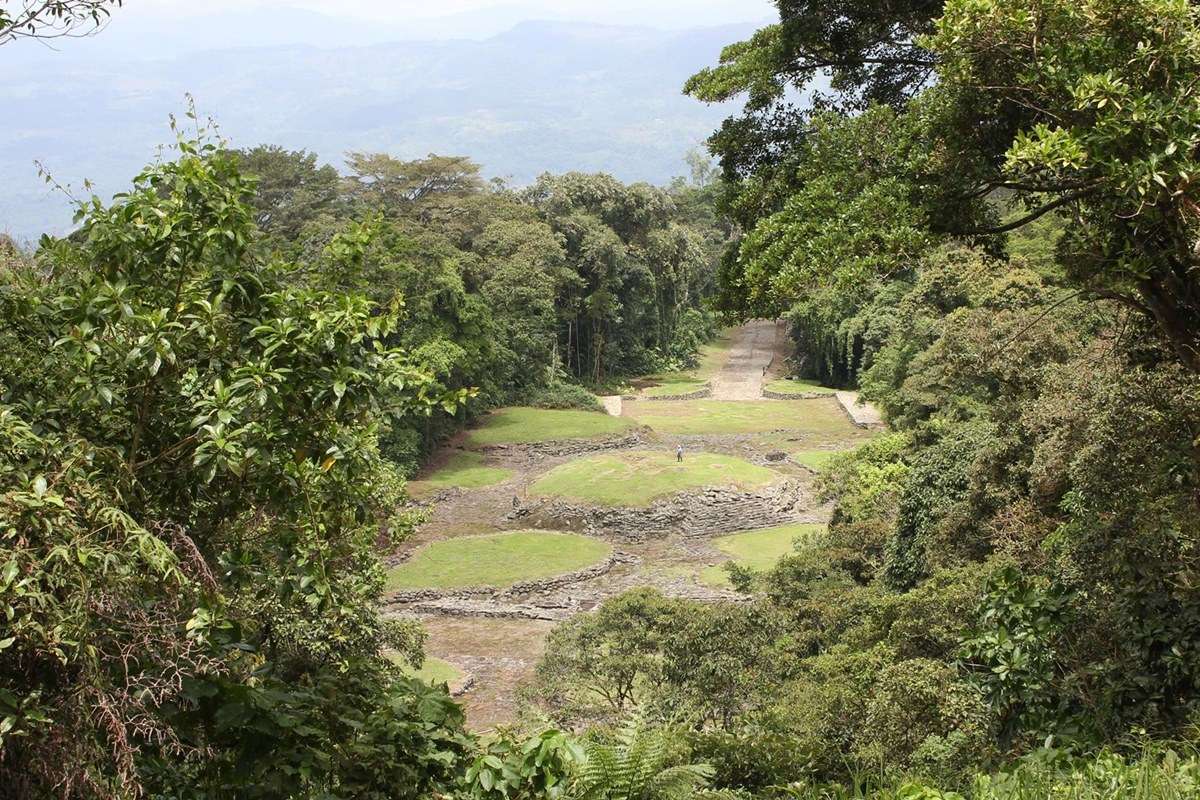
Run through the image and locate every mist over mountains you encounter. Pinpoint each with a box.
[1,15,759,242]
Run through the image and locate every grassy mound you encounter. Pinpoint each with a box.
[408,656,463,687]
[385,530,612,590]
[700,523,826,586]
[529,450,778,507]
[765,377,835,396]
[465,407,635,447]
[387,653,465,688]
[642,379,707,397]
[411,451,513,493]
[624,398,854,436]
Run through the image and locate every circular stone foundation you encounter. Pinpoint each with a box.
[527,450,779,507]
[385,530,612,591]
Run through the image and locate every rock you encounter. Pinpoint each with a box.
[479,430,649,459]
[765,451,788,462]
[517,481,815,542]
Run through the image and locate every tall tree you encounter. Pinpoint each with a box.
[0,133,472,797]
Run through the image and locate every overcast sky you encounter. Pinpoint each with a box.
[134,0,778,27]
[4,0,776,60]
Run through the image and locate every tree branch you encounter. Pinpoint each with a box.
[959,189,1094,236]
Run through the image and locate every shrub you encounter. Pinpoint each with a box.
[514,381,603,412]
[858,659,993,782]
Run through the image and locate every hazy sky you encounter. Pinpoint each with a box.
[2,0,777,62]
[136,0,777,26]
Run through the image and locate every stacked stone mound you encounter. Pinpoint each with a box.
[479,430,648,459]
[402,599,569,621]
[761,389,834,400]
[624,384,712,402]
[513,480,814,541]
[380,551,639,620]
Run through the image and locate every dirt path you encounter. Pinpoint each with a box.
[709,319,788,400]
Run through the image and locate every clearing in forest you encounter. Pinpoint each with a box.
[528,450,780,507]
[623,330,734,398]
[387,321,878,729]
[465,407,636,447]
[385,530,612,590]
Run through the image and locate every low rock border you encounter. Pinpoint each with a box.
[762,388,835,400]
[511,481,814,542]
[381,550,638,608]
[478,430,648,459]
[834,390,886,429]
[401,600,567,621]
[630,383,712,402]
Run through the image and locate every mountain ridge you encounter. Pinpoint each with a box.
[1,19,755,242]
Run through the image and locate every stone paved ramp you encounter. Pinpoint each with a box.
[710,320,787,401]
[598,395,622,416]
[835,390,885,428]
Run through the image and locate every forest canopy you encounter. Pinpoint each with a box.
[5,0,1200,798]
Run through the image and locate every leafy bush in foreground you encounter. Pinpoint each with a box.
[0,131,471,797]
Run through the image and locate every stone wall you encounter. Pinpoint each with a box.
[479,430,648,459]
[511,480,816,541]
[761,389,835,401]
[380,551,638,610]
[834,390,886,429]
[631,384,712,402]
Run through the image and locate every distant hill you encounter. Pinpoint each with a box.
[0,20,756,242]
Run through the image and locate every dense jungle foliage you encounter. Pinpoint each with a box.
[234,145,726,474]
[5,0,1200,798]
[520,0,1200,797]
[0,114,725,797]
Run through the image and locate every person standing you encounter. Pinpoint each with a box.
[676,444,684,463]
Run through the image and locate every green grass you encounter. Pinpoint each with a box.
[791,449,851,471]
[391,652,470,686]
[700,523,826,587]
[529,450,779,507]
[411,656,463,686]
[693,331,734,381]
[411,451,513,492]
[624,398,856,437]
[642,379,708,397]
[766,377,836,396]
[387,652,465,687]
[465,407,635,447]
[385,530,612,590]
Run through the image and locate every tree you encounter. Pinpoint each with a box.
[345,153,485,221]
[684,1,943,182]
[0,0,122,45]
[532,589,682,722]
[235,145,340,240]
[929,0,1200,372]
[0,130,472,797]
